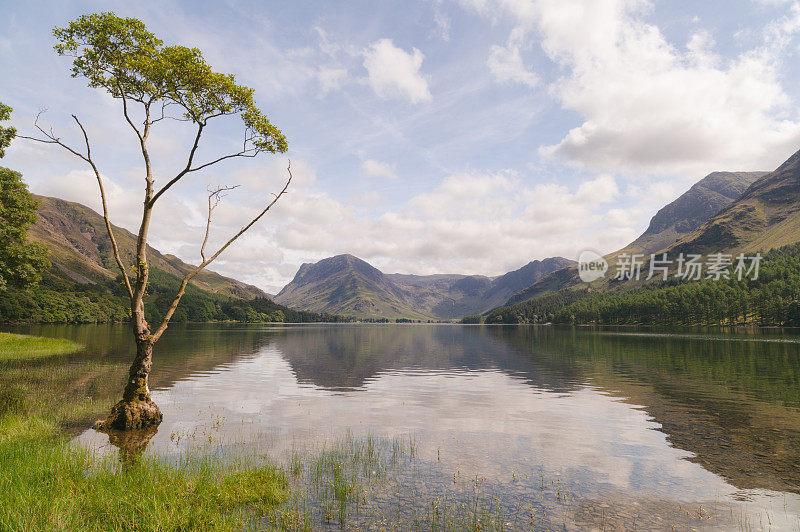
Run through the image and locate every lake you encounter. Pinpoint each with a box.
[6,323,800,529]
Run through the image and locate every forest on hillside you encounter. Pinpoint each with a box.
[0,266,344,324]
[484,242,800,327]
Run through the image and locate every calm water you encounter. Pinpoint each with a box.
[6,323,800,529]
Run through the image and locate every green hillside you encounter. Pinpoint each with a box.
[29,194,268,299]
[488,151,800,325]
[0,265,335,324]
[0,194,337,324]
[275,254,573,320]
[486,242,800,326]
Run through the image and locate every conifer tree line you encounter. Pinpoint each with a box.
[486,242,800,327]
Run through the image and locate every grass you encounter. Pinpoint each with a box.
[275,433,408,529]
[1,333,794,531]
[0,413,288,531]
[0,332,82,360]
[0,334,289,531]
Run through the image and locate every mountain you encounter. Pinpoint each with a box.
[274,254,431,320]
[275,254,574,320]
[624,171,766,256]
[1,194,337,324]
[505,170,768,306]
[29,194,267,299]
[475,257,575,310]
[672,151,800,256]
[386,261,580,319]
[387,273,493,319]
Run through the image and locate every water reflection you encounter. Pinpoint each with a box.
[100,425,159,470]
[6,323,800,528]
[503,327,800,494]
[275,325,582,393]
[265,324,800,495]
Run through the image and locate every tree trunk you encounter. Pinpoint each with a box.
[96,339,163,431]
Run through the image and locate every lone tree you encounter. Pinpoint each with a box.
[0,103,50,291]
[22,12,290,430]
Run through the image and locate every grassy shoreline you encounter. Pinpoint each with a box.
[3,331,792,530]
[0,332,82,360]
[0,333,290,530]
[0,413,289,530]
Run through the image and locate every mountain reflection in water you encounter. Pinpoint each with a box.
[7,323,798,529]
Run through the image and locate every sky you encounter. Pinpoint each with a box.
[3,0,800,293]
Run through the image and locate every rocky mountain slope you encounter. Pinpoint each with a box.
[274,254,430,320]
[275,254,574,319]
[506,169,770,306]
[29,194,268,299]
[672,150,800,256]
[624,171,765,256]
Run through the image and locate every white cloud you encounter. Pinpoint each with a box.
[576,174,618,203]
[363,39,433,103]
[487,27,539,87]
[362,159,400,179]
[434,7,453,42]
[456,0,800,175]
[264,169,640,281]
[317,66,348,95]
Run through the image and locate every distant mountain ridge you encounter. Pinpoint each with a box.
[275,254,574,319]
[29,194,269,299]
[628,171,766,256]
[505,169,772,306]
[275,254,429,319]
[671,151,800,256]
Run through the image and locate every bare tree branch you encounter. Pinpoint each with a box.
[186,149,260,173]
[148,122,205,207]
[117,82,145,145]
[19,111,134,299]
[201,184,241,261]
[149,117,261,208]
[148,116,266,208]
[19,110,90,162]
[149,102,189,125]
[151,161,293,342]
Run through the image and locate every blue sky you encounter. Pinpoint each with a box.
[3,0,800,292]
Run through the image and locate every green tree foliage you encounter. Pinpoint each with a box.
[0,104,49,290]
[0,103,15,157]
[786,300,800,327]
[52,12,286,154]
[487,243,800,327]
[485,288,589,324]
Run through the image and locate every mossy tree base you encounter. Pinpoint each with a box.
[95,398,163,431]
[95,365,162,431]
